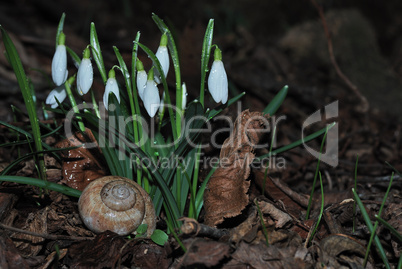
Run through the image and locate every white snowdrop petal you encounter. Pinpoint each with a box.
[103,78,120,110]
[77,58,93,95]
[136,70,147,101]
[156,46,170,77]
[46,86,67,108]
[154,46,169,84]
[182,83,187,110]
[51,45,68,86]
[143,80,160,117]
[208,60,228,103]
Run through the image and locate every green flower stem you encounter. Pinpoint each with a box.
[64,76,85,132]
[151,14,182,141]
[90,89,100,118]
[131,33,146,188]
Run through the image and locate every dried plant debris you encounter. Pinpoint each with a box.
[204,110,270,226]
[56,128,107,190]
[66,231,126,268]
[0,235,30,269]
[66,231,171,269]
[180,238,231,268]
[10,207,48,256]
[226,241,308,269]
[255,197,293,229]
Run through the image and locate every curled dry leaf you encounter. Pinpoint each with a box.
[256,197,293,229]
[56,128,107,191]
[204,110,269,226]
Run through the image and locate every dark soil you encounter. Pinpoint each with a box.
[0,0,401,268]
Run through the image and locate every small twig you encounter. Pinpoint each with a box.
[0,222,94,241]
[179,218,228,239]
[270,177,310,207]
[310,0,369,113]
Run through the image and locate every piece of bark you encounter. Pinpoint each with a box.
[204,110,269,226]
[56,128,107,191]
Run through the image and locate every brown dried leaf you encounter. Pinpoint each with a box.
[66,231,126,268]
[320,234,366,258]
[256,198,293,228]
[127,240,172,269]
[204,110,269,226]
[181,238,231,268]
[56,128,107,190]
[11,207,48,256]
[0,235,29,269]
[227,241,307,269]
[229,207,259,244]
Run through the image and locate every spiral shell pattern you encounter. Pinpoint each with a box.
[78,176,156,236]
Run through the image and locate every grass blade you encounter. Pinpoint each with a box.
[254,122,337,162]
[375,215,402,243]
[90,22,107,83]
[0,175,81,197]
[352,188,390,268]
[263,85,288,115]
[199,19,214,107]
[1,26,46,180]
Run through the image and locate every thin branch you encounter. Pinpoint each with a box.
[0,222,94,241]
[310,0,369,113]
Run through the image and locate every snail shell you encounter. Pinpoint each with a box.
[78,176,156,236]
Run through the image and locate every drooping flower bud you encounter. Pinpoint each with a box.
[207,47,228,104]
[77,47,93,95]
[136,59,147,101]
[103,69,120,110]
[46,85,67,108]
[143,67,161,117]
[51,32,68,86]
[154,33,169,84]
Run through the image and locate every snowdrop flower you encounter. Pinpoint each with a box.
[103,69,120,110]
[181,82,187,110]
[154,33,169,84]
[46,85,67,108]
[143,67,161,117]
[136,59,147,101]
[51,32,68,86]
[207,47,228,104]
[77,47,93,95]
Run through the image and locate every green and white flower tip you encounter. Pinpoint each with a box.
[46,85,67,109]
[77,47,93,96]
[103,69,120,110]
[182,82,187,110]
[143,67,161,117]
[159,91,165,115]
[207,47,228,104]
[154,33,169,84]
[136,59,147,101]
[52,32,68,86]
